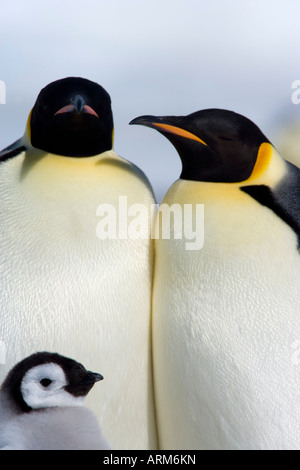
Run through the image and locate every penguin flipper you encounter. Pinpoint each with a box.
[0,138,26,162]
[241,161,300,249]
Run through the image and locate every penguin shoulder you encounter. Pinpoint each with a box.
[0,139,26,165]
[98,149,156,200]
[0,133,29,163]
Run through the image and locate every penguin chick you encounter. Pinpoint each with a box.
[131,109,300,450]
[0,352,112,450]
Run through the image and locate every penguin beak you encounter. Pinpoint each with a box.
[54,95,99,118]
[130,115,207,146]
[65,370,103,397]
[81,371,104,385]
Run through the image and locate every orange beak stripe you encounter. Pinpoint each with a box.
[152,123,208,146]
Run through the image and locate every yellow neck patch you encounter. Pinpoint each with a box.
[247,142,273,182]
[26,109,33,142]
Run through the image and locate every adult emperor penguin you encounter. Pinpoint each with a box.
[0,352,112,450]
[0,77,157,450]
[130,109,300,450]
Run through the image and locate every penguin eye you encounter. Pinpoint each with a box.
[40,378,52,387]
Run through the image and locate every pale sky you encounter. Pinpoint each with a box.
[1,0,300,200]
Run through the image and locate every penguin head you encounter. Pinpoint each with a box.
[29,77,114,157]
[1,352,103,412]
[130,109,272,183]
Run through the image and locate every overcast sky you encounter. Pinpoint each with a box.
[1,0,300,201]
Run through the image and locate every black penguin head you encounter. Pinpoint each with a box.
[130,109,271,183]
[30,77,114,157]
[1,352,103,412]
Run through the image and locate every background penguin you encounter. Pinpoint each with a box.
[0,352,112,450]
[276,119,300,168]
[130,109,300,450]
[0,77,157,450]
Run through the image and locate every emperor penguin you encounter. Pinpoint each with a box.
[130,109,300,450]
[0,351,112,450]
[0,77,157,450]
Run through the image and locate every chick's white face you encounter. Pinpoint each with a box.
[20,363,85,409]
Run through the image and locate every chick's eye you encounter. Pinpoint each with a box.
[40,378,52,387]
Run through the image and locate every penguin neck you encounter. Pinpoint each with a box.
[179,144,287,189]
[239,144,287,188]
[19,147,124,184]
[161,146,294,257]
[21,123,120,167]
[14,145,136,210]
